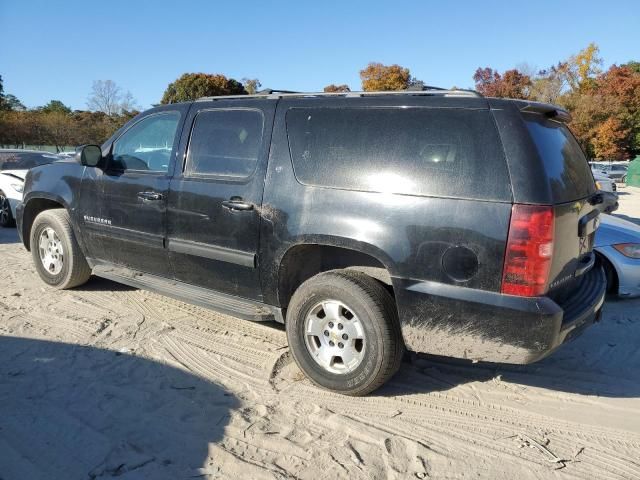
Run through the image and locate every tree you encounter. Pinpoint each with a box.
[568,43,603,90]
[40,111,75,152]
[119,91,139,113]
[593,117,629,159]
[473,68,531,99]
[161,73,247,104]
[39,100,71,114]
[242,78,262,95]
[623,61,640,74]
[323,84,351,93]
[3,94,26,111]
[87,80,137,115]
[360,63,411,91]
[0,75,26,111]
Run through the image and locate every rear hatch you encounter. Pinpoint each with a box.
[522,112,599,303]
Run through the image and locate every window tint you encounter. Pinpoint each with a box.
[0,152,58,170]
[186,109,264,178]
[524,114,595,203]
[111,112,180,172]
[286,107,511,200]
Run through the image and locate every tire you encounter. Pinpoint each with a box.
[0,190,15,228]
[30,209,92,289]
[285,270,404,396]
[597,253,618,295]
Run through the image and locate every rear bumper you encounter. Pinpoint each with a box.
[393,265,606,364]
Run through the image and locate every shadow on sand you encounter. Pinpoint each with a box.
[0,336,237,479]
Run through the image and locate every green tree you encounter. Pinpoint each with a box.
[3,94,25,111]
[161,73,247,104]
[360,63,411,91]
[39,100,71,114]
[0,75,26,111]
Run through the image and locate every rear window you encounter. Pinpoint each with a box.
[286,107,511,201]
[524,114,595,203]
[0,151,58,170]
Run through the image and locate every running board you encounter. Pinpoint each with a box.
[92,262,284,323]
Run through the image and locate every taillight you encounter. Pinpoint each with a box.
[501,204,555,297]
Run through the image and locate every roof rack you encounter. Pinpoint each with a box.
[196,88,483,102]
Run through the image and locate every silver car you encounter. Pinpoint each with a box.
[595,163,628,183]
[595,214,640,297]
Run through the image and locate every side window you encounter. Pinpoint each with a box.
[286,107,511,201]
[111,112,180,172]
[185,109,264,178]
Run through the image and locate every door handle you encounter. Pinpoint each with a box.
[221,197,254,211]
[137,191,163,201]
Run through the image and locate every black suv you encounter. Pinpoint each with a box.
[17,89,606,395]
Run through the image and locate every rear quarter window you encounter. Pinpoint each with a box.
[286,107,511,201]
[523,114,595,203]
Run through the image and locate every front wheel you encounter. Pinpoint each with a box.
[0,191,15,228]
[286,270,404,396]
[30,209,92,289]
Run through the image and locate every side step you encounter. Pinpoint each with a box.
[92,263,284,323]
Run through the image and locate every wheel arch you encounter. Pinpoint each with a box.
[21,194,69,251]
[595,250,619,295]
[275,240,396,310]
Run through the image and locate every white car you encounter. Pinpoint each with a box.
[0,150,59,227]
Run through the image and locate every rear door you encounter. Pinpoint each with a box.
[522,113,599,299]
[167,99,276,300]
[89,106,187,276]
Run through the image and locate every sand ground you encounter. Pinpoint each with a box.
[1,188,640,479]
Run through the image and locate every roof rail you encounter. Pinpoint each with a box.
[256,88,301,95]
[196,88,483,102]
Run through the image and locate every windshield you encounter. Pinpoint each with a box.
[524,114,595,203]
[0,151,58,170]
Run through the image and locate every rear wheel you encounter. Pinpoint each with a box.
[286,270,404,396]
[0,191,15,228]
[30,209,91,289]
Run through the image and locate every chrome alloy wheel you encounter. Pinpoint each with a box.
[38,227,64,275]
[304,300,366,374]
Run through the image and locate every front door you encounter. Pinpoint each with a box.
[90,107,186,277]
[167,100,276,300]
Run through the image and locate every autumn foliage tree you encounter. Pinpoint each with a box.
[323,84,351,93]
[473,68,532,99]
[592,117,629,159]
[360,63,411,91]
[473,43,640,159]
[161,73,246,103]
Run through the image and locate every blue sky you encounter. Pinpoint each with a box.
[1,0,638,110]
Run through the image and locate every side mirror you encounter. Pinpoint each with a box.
[77,144,103,167]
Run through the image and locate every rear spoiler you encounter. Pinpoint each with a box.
[518,101,571,123]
